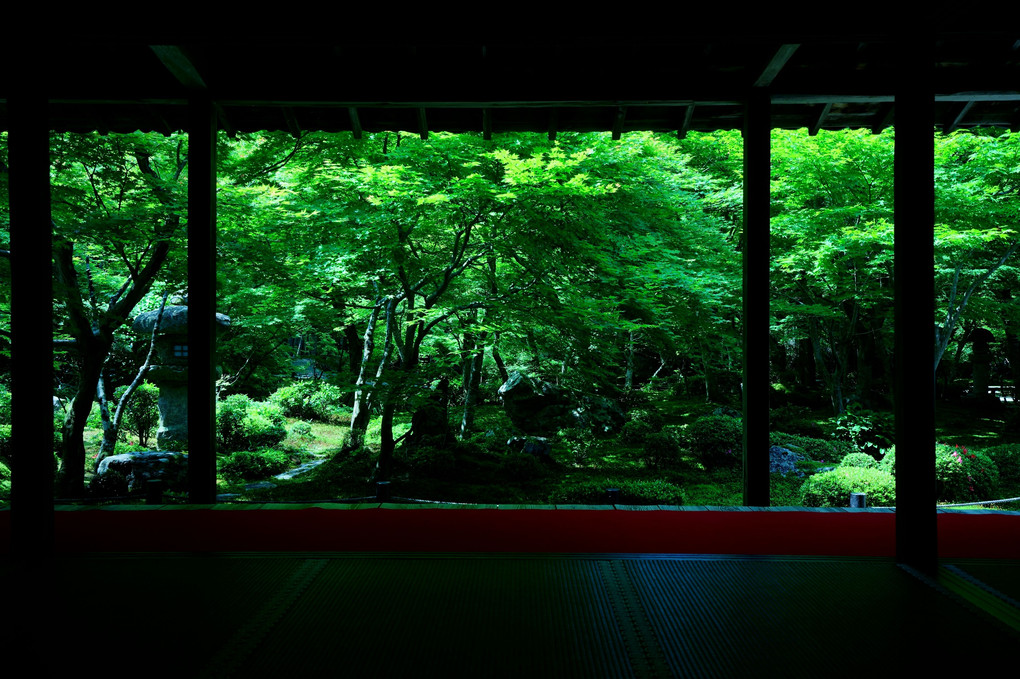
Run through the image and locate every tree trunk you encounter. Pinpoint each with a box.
[460,346,484,439]
[376,399,396,481]
[624,330,636,391]
[58,336,110,496]
[349,305,381,448]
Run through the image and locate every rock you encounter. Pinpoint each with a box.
[712,406,742,418]
[95,451,187,493]
[497,371,575,435]
[769,446,804,476]
[507,436,553,460]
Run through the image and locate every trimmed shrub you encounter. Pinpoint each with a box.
[216,394,287,453]
[981,444,1020,490]
[270,381,350,423]
[935,443,999,503]
[642,428,683,470]
[289,421,314,440]
[800,467,896,507]
[686,415,742,469]
[839,452,879,470]
[769,432,853,463]
[498,452,548,481]
[219,449,290,480]
[549,478,687,505]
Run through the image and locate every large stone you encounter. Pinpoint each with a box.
[769,446,804,476]
[497,371,575,435]
[95,451,187,493]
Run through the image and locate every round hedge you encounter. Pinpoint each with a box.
[800,467,896,507]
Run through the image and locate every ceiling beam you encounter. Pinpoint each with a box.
[149,45,207,90]
[753,44,800,88]
[348,107,363,139]
[808,102,832,135]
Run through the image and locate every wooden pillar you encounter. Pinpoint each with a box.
[742,90,771,506]
[8,91,55,555]
[894,40,937,572]
[187,96,218,503]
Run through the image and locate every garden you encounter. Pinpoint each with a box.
[1,125,1019,510]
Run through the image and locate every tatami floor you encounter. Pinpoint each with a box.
[3,551,1017,678]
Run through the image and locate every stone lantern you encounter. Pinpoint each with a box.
[132,299,230,451]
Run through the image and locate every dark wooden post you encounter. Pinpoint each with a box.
[187,96,218,504]
[8,89,55,556]
[894,40,937,573]
[742,90,771,507]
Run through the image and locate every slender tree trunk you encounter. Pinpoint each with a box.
[460,346,484,439]
[349,305,381,448]
[491,332,509,385]
[625,330,636,391]
[58,337,110,496]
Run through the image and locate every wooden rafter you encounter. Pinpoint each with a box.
[753,44,799,88]
[677,104,695,140]
[872,102,895,133]
[943,101,974,133]
[809,102,832,136]
[149,45,207,90]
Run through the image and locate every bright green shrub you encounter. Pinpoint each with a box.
[270,381,350,423]
[839,452,879,470]
[549,478,687,505]
[935,443,999,503]
[219,449,290,480]
[769,432,853,463]
[686,415,741,468]
[800,467,896,507]
[289,421,314,440]
[216,394,287,453]
[113,383,160,447]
